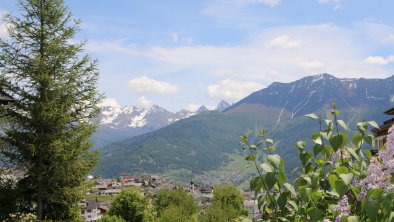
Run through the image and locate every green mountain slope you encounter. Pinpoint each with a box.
[95,109,277,178]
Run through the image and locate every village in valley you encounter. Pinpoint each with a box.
[80,173,259,222]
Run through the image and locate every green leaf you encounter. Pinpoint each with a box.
[311,191,323,202]
[320,131,330,141]
[388,211,394,221]
[297,141,306,151]
[245,154,256,161]
[268,145,276,152]
[305,113,319,119]
[307,207,323,221]
[329,133,348,151]
[364,199,379,220]
[367,121,380,129]
[364,135,375,147]
[265,138,274,145]
[328,174,338,190]
[299,186,311,202]
[344,216,360,222]
[261,163,274,173]
[357,122,368,135]
[277,192,289,210]
[301,175,312,185]
[250,176,263,194]
[300,152,313,166]
[346,147,359,161]
[352,134,363,148]
[315,159,324,167]
[312,132,323,145]
[339,173,353,185]
[288,200,298,212]
[284,183,296,197]
[335,180,348,196]
[249,145,257,150]
[267,154,281,168]
[364,150,372,160]
[336,166,349,174]
[280,158,285,173]
[367,188,383,198]
[313,144,324,156]
[337,120,349,131]
[264,172,276,190]
[277,171,286,187]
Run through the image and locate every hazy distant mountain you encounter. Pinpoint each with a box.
[94,74,394,181]
[196,105,209,113]
[216,100,231,112]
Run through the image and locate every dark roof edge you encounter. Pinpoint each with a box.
[384,107,394,115]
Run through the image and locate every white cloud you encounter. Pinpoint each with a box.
[127,76,180,94]
[267,35,302,49]
[364,56,389,65]
[247,0,281,7]
[136,96,153,108]
[387,55,394,62]
[300,60,325,70]
[206,79,263,102]
[98,98,121,108]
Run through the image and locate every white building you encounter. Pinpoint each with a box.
[79,200,103,222]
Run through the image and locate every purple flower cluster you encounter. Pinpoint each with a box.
[380,126,394,175]
[335,195,350,222]
[355,125,394,200]
[332,148,351,164]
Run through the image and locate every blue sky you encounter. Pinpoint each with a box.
[1,0,394,111]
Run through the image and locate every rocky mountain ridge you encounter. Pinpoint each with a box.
[92,101,230,147]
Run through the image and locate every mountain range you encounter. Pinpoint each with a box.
[93,74,394,183]
[92,101,231,148]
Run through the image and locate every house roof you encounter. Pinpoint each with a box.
[87,200,100,210]
[384,107,394,115]
[81,200,100,210]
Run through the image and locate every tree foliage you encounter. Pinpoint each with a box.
[0,0,101,220]
[108,188,154,222]
[199,184,248,222]
[155,188,199,218]
[157,205,197,222]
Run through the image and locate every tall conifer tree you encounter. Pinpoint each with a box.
[0,0,101,220]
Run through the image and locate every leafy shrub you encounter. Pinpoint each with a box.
[243,104,394,221]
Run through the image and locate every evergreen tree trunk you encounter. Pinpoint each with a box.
[0,0,101,220]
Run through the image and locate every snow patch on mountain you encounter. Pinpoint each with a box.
[129,110,148,128]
